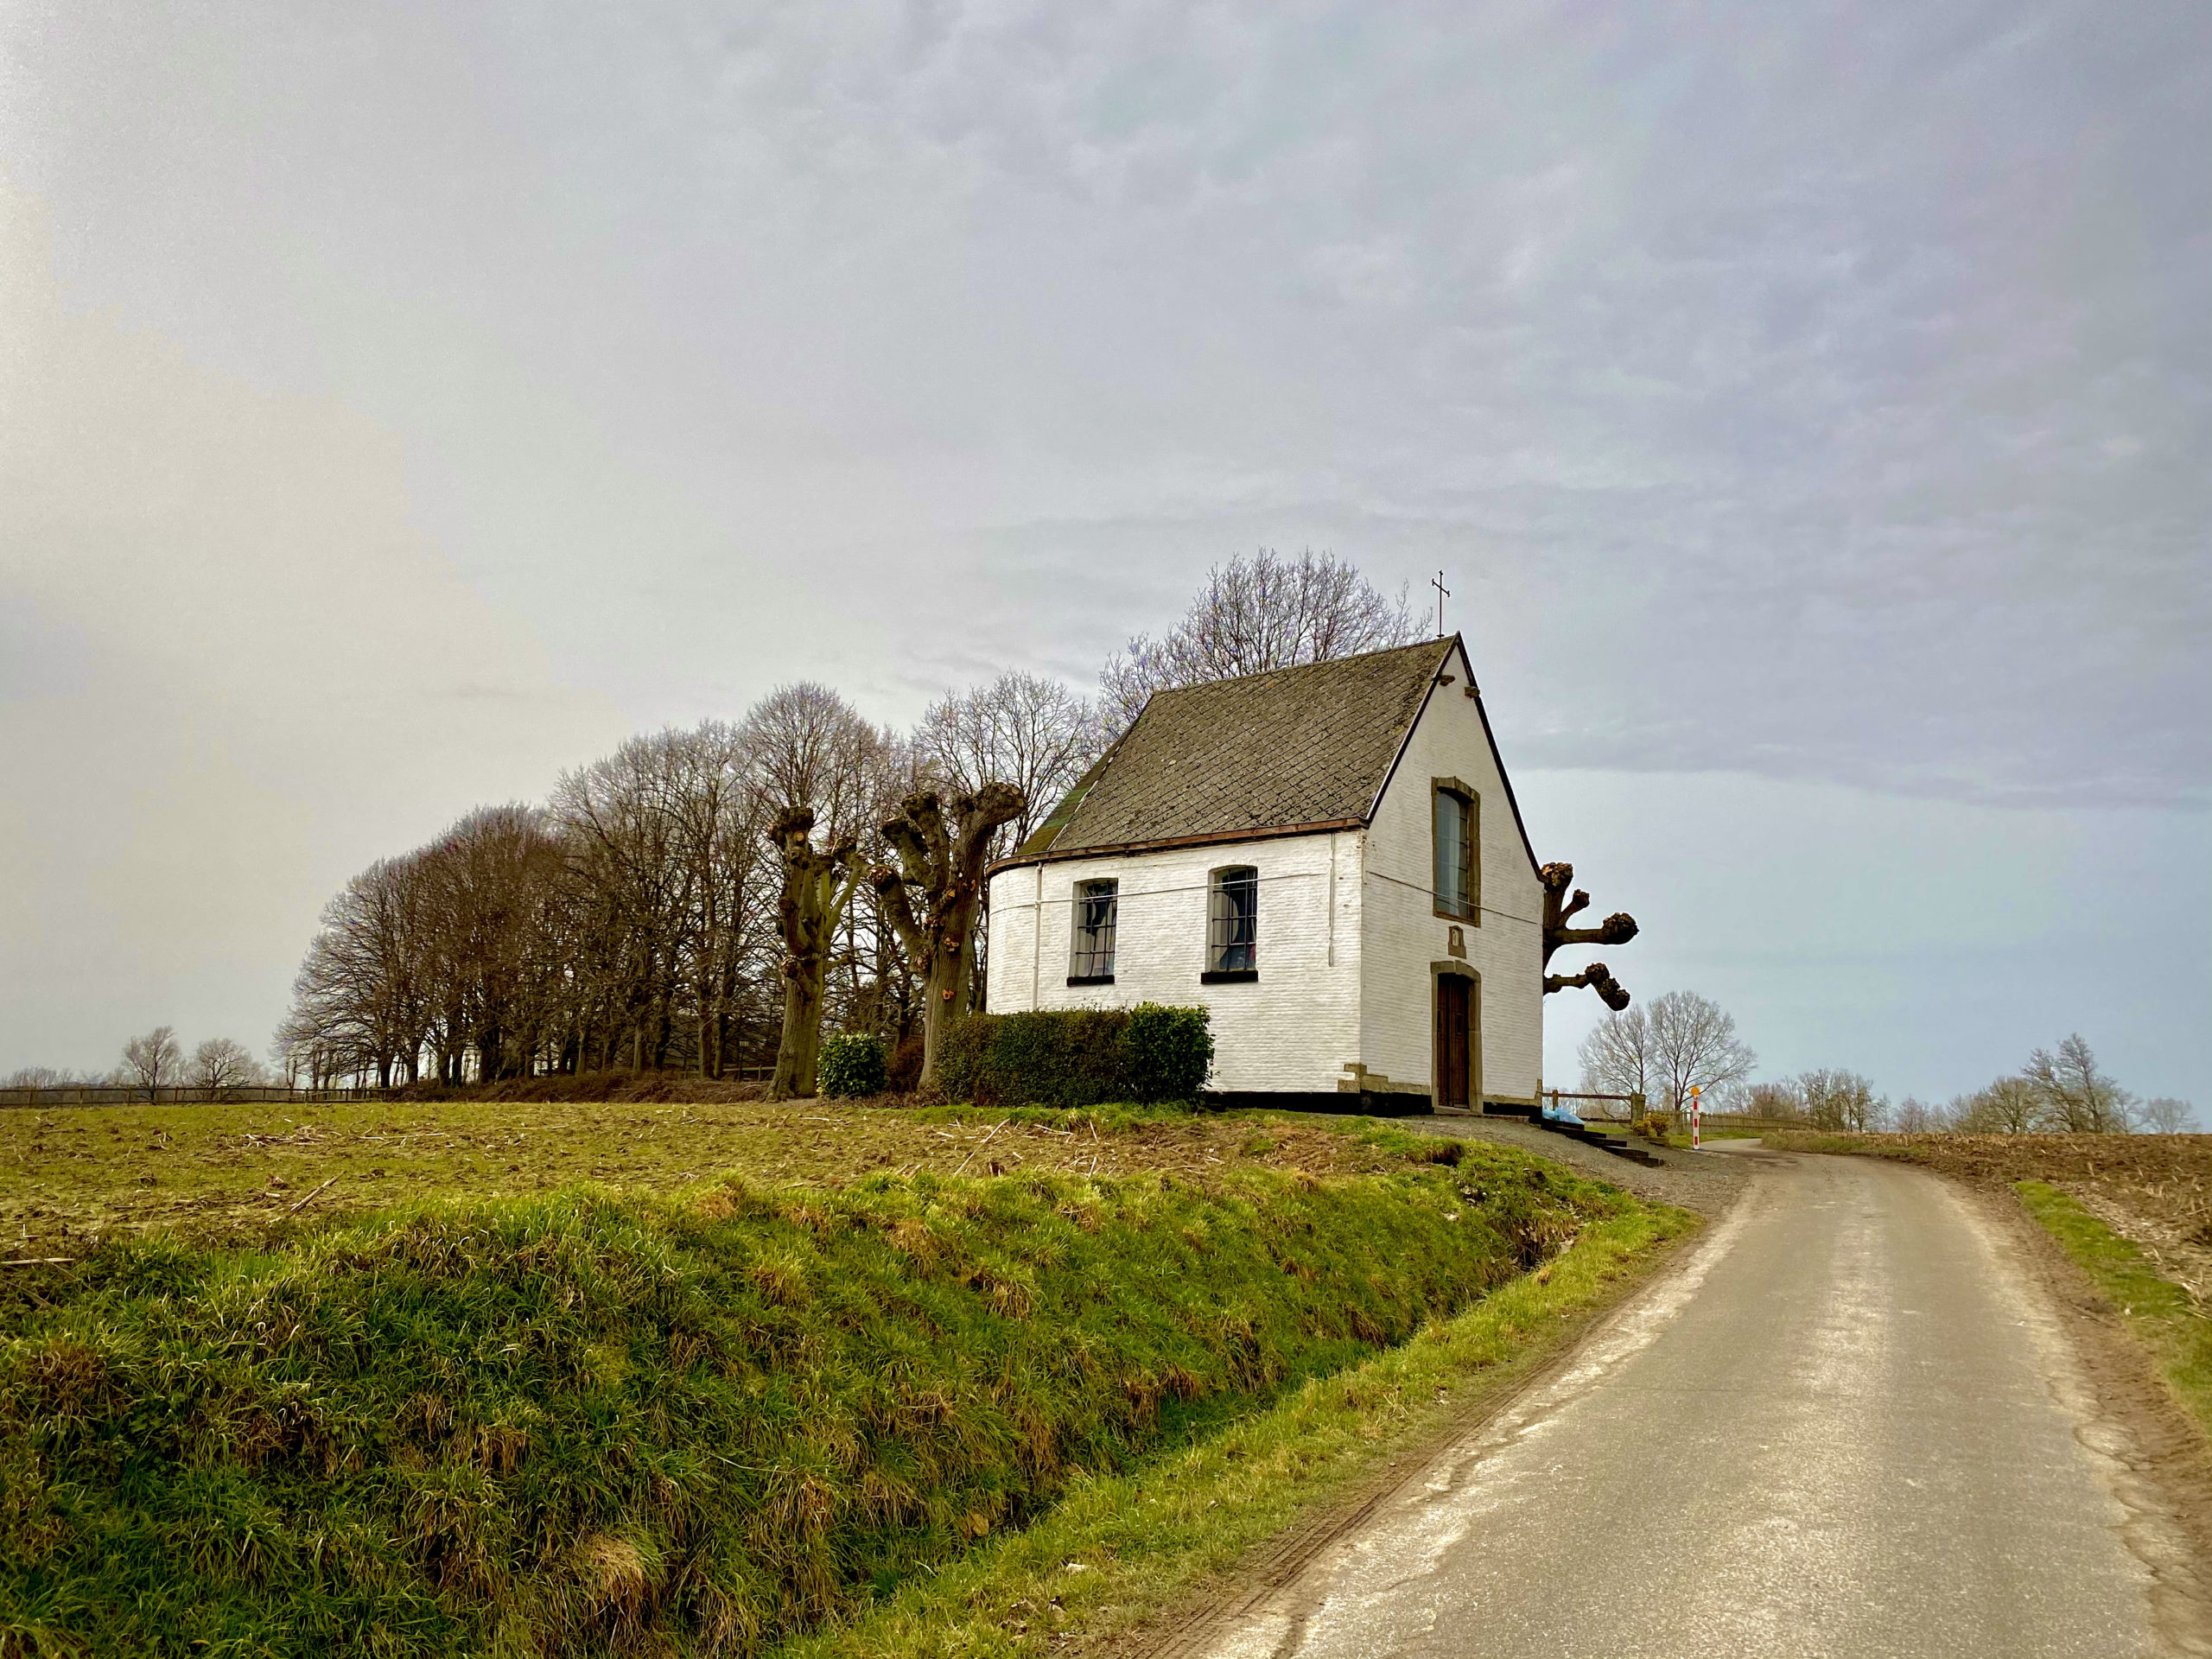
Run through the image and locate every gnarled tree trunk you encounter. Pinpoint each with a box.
[1539,861,1637,1009]
[768,806,861,1100]
[870,783,1025,1096]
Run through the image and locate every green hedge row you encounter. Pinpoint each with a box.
[818,1033,888,1097]
[939,1004,1213,1108]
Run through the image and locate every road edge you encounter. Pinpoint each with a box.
[1961,1176,2212,1656]
[1096,1187,1741,1659]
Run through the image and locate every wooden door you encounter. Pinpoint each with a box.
[1438,976,1471,1109]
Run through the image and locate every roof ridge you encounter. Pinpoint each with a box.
[1140,635,1452,704]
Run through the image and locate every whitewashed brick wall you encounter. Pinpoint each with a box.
[1356,639,1546,1103]
[985,831,1363,1093]
[983,639,1546,1108]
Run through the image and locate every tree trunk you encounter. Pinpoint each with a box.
[765,805,861,1102]
[871,784,1025,1098]
[771,960,828,1098]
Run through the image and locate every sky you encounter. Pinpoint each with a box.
[2,0,2206,1106]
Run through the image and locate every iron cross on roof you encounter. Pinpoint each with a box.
[1430,569,1450,637]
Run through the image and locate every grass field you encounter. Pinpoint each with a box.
[1,1099,1429,1262]
[0,1097,1681,1658]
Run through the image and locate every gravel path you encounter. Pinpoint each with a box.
[1404,1113,1753,1217]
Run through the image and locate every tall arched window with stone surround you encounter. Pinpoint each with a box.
[1205,866,1258,981]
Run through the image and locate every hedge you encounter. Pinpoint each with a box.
[818,1033,889,1097]
[938,1004,1213,1108]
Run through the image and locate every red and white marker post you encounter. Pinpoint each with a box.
[1689,1084,1702,1149]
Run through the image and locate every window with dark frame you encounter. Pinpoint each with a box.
[1433,787,1476,919]
[1069,878,1117,982]
[1205,866,1258,981]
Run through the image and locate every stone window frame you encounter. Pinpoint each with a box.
[1067,877,1118,984]
[1432,778,1480,924]
[1201,864,1259,983]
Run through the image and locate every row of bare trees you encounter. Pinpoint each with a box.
[1580,1006,2198,1135]
[1743,1035,2198,1134]
[274,677,1099,1096]
[5,1029,267,1102]
[273,550,1422,1098]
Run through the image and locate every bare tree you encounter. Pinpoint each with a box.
[1100,550,1421,731]
[3,1066,86,1090]
[1950,1076,2044,1133]
[766,807,861,1100]
[2140,1096,2199,1135]
[1644,990,1757,1112]
[119,1026,183,1101]
[2022,1034,2134,1133]
[916,671,1104,857]
[742,683,888,843]
[1745,1079,1804,1121]
[914,671,1105,1010]
[871,784,1026,1094]
[1538,861,1637,1008]
[1577,1005,1656,1101]
[189,1038,265,1101]
[1801,1068,1886,1132]
[1891,1096,1939,1133]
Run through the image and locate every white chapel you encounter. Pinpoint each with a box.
[983,636,1543,1113]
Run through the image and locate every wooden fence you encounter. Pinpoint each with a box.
[0,1070,778,1110]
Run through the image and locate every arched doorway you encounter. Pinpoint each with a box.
[1432,963,1481,1112]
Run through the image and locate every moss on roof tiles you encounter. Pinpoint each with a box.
[1033,639,1452,855]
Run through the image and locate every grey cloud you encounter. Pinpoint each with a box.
[1,0,2206,1077]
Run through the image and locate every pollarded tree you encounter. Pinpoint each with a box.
[768,806,862,1099]
[1539,861,1637,1008]
[869,783,1026,1095]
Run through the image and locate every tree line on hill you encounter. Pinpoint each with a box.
[1577,995,2196,1134]
[3,1027,269,1102]
[264,553,1421,1098]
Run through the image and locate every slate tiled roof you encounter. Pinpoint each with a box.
[1017,638,1454,859]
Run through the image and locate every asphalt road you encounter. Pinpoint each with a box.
[1198,1145,2199,1659]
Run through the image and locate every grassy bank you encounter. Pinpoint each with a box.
[772,1205,1689,1659]
[2,1138,1639,1657]
[2015,1182,2212,1441]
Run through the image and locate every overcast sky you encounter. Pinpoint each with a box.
[3,1,2206,1105]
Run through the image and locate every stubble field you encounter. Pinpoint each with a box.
[2,1097,1427,1261]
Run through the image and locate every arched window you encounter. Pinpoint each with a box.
[1205,866,1258,981]
[1433,785,1477,920]
[1069,878,1117,983]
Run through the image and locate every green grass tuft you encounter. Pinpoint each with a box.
[768,1205,1693,1659]
[2,1147,1633,1657]
[2015,1180,2212,1441]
